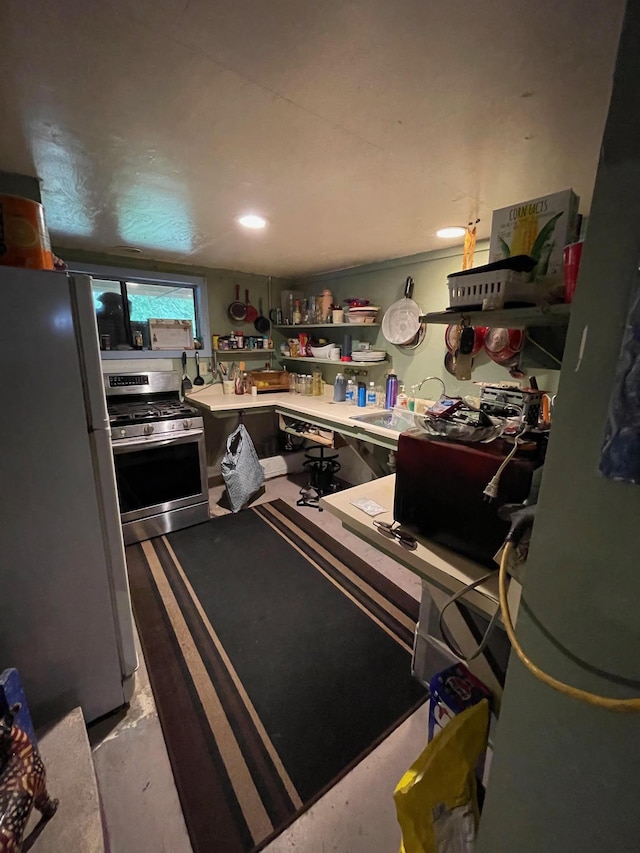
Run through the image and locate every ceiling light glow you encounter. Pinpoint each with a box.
[237,214,267,229]
[436,226,466,239]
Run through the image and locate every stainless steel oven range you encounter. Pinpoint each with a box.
[105,371,209,544]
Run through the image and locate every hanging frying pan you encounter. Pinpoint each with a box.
[398,321,427,350]
[444,351,475,377]
[228,284,247,321]
[254,297,271,333]
[245,289,258,323]
[445,324,487,356]
[382,276,422,345]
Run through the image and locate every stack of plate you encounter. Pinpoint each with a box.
[346,305,380,324]
[351,350,386,362]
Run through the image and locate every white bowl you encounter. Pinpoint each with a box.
[346,315,377,324]
[310,344,339,358]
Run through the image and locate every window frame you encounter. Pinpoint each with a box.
[68,262,210,359]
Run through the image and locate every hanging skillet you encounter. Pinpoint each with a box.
[254,297,270,333]
[245,289,258,324]
[228,284,247,322]
[382,276,422,345]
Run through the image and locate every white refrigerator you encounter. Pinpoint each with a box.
[0,267,138,724]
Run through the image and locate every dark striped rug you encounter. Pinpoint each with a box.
[126,499,426,853]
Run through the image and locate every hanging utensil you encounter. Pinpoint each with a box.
[193,351,205,385]
[181,351,192,395]
[228,283,247,321]
[245,289,258,323]
[453,324,475,381]
[254,297,270,333]
[382,276,422,345]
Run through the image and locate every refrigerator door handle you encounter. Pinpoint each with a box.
[91,427,139,678]
[70,273,110,431]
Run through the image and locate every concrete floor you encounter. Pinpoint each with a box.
[91,474,425,853]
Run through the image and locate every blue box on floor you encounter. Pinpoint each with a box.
[0,668,38,747]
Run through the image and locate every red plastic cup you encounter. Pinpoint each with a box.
[564,241,583,303]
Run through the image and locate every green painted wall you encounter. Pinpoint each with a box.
[292,243,561,400]
[476,3,639,851]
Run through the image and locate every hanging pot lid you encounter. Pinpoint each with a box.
[382,276,422,345]
[484,328,524,364]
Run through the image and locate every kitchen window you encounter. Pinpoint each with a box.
[68,263,210,359]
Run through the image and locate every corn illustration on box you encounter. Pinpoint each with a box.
[489,189,580,300]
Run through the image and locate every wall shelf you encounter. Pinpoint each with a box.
[213,348,274,355]
[273,323,380,329]
[280,356,388,365]
[421,303,571,328]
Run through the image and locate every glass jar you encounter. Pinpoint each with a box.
[312,369,323,396]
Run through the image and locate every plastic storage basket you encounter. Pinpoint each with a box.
[447,268,536,309]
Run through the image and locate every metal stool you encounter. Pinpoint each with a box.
[297,446,341,510]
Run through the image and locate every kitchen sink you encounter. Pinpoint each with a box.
[349,409,411,431]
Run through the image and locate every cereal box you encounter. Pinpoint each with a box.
[489,189,580,301]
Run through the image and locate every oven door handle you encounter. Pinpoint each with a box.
[112,431,204,454]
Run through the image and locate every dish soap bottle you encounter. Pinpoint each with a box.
[396,383,408,408]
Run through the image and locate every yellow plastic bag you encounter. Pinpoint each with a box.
[394,700,489,853]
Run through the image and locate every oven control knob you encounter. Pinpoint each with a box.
[144,424,154,435]
[183,419,192,429]
[120,429,126,437]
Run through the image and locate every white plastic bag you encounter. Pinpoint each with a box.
[221,424,265,512]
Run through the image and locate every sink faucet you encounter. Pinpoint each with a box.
[410,376,447,401]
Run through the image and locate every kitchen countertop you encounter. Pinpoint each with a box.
[320,475,517,620]
[186,384,404,448]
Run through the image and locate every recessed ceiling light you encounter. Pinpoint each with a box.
[436,226,466,239]
[112,245,143,254]
[237,214,267,229]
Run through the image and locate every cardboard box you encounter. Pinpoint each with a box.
[489,189,580,301]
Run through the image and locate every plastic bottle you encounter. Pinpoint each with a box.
[367,381,377,407]
[396,383,408,408]
[357,382,367,407]
[333,373,347,402]
[346,378,355,405]
[385,370,398,409]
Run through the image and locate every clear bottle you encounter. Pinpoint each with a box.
[293,299,302,325]
[346,378,355,405]
[288,372,297,394]
[376,384,385,407]
[312,368,323,396]
[367,381,377,406]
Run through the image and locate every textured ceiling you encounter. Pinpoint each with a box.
[0,0,625,275]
